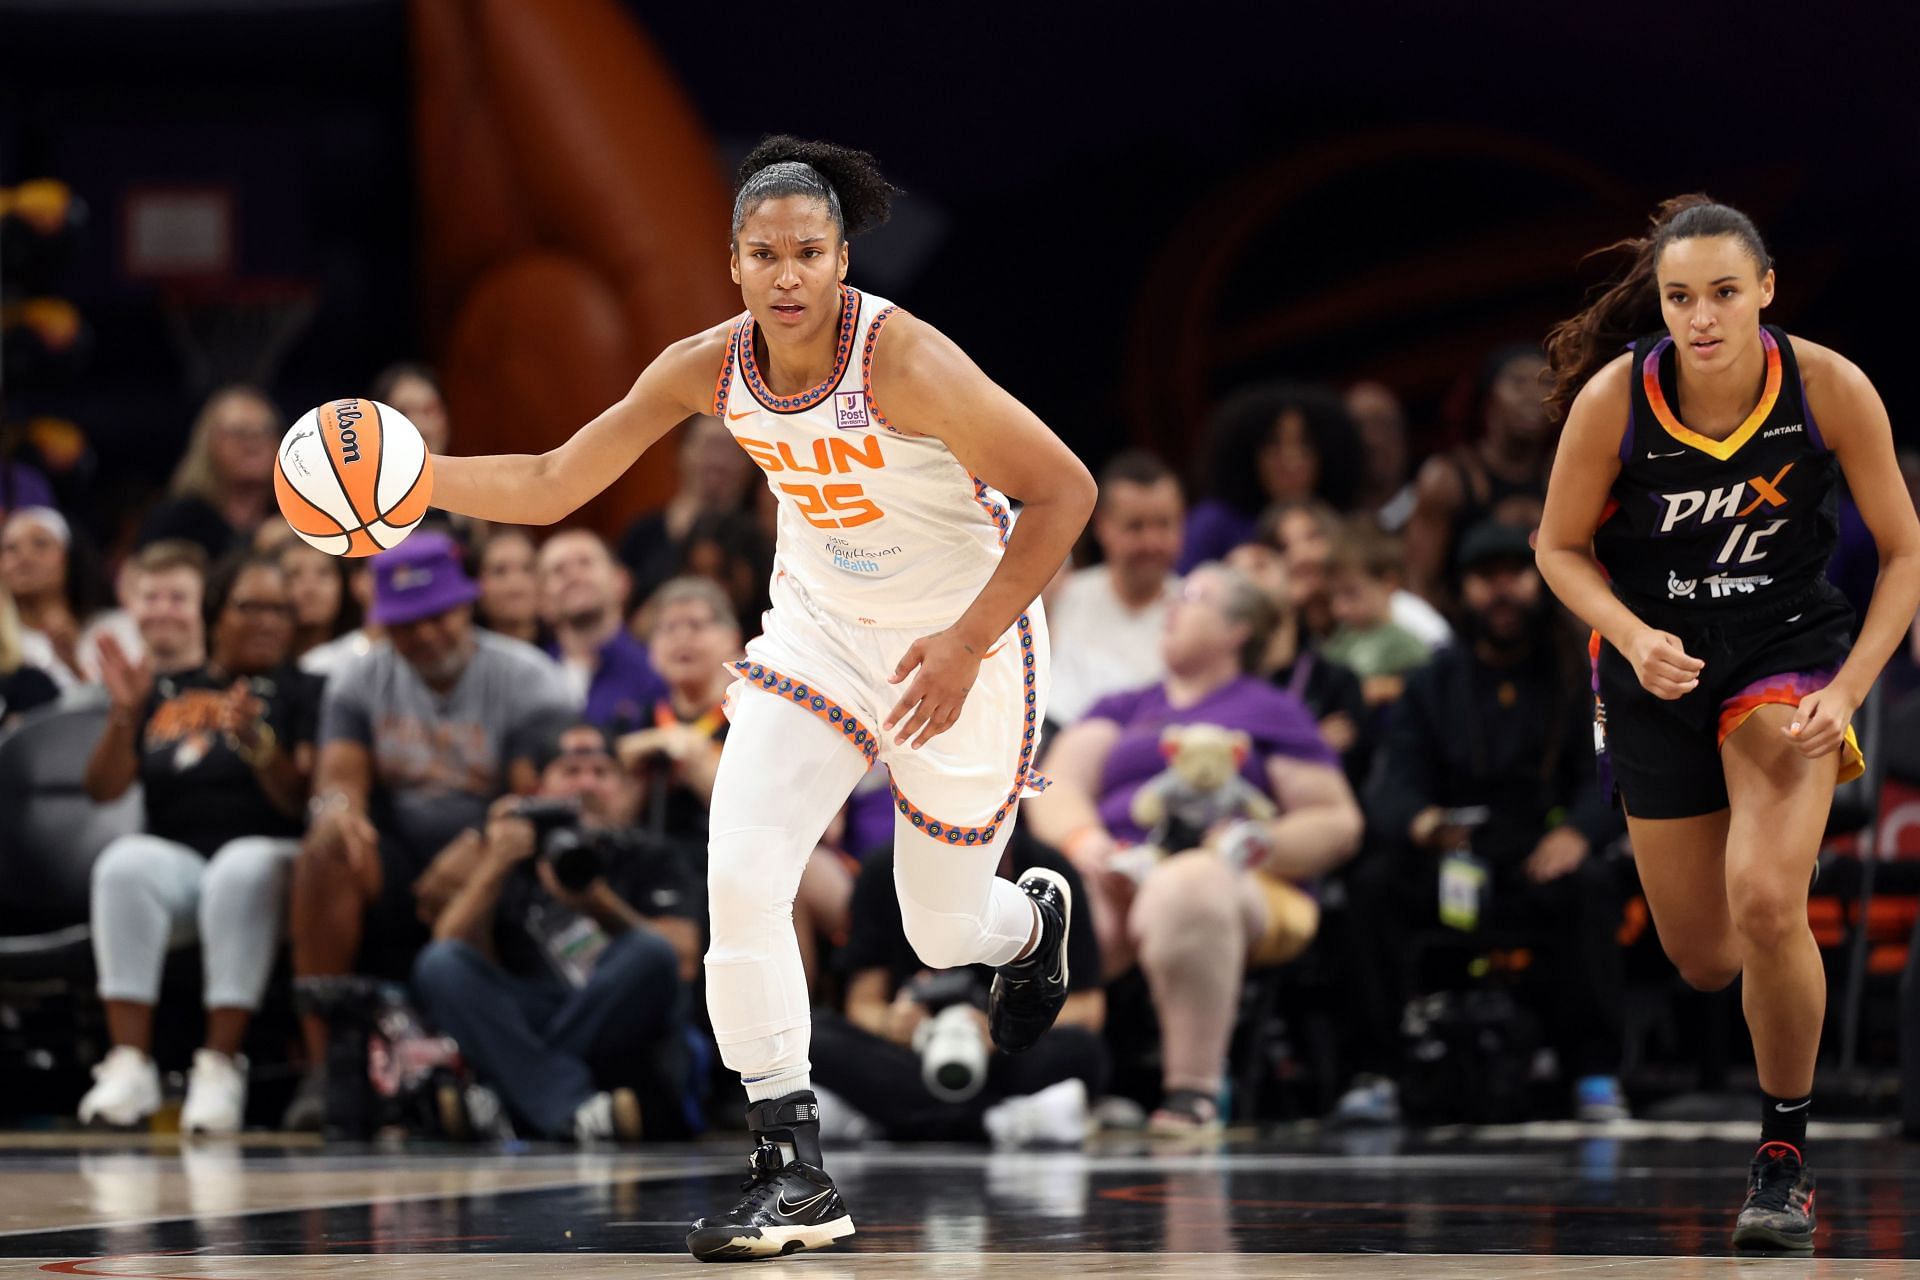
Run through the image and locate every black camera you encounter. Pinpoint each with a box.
[509,797,614,893]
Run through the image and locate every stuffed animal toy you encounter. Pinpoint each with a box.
[1117,724,1276,880]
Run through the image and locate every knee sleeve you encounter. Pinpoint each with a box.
[892,818,1033,971]
[703,825,813,1060]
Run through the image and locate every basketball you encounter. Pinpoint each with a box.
[273,397,434,557]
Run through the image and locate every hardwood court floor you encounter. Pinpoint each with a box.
[1,1124,1918,1276]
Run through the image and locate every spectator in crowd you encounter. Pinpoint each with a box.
[617,415,754,608]
[286,532,578,1128]
[1405,345,1553,612]
[615,577,738,845]
[1047,450,1184,727]
[1225,539,1372,786]
[1266,500,1451,653]
[297,563,380,679]
[411,721,703,1141]
[1345,380,1417,532]
[138,386,281,561]
[0,453,59,522]
[474,528,544,647]
[538,528,664,734]
[811,825,1108,1145]
[0,586,59,724]
[676,510,774,627]
[1340,521,1628,1125]
[278,541,359,665]
[616,576,852,995]
[369,362,452,456]
[1180,383,1365,572]
[76,552,320,1133]
[1029,562,1364,1133]
[1324,524,1433,707]
[1,505,113,687]
[119,540,211,676]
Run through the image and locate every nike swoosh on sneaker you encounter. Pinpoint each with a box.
[777,1188,831,1217]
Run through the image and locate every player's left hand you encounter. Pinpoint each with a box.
[885,628,984,749]
[1786,684,1856,760]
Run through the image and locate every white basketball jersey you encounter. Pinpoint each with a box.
[713,287,1012,629]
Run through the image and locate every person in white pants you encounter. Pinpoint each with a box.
[76,552,320,1134]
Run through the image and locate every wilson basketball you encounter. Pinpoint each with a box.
[273,398,434,557]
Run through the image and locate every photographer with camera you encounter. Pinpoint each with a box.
[808,826,1107,1145]
[410,720,704,1142]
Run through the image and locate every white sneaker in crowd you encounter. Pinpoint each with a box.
[572,1088,642,1143]
[77,1046,163,1129]
[983,1078,1092,1148]
[181,1050,248,1135]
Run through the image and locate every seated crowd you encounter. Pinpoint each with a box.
[6,352,1912,1143]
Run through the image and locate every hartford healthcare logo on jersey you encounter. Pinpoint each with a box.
[1652,462,1794,568]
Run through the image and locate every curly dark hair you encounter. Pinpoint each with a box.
[732,135,901,244]
[1203,382,1364,517]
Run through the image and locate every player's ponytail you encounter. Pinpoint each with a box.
[732,135,901,244]
[1544,195,1771,422]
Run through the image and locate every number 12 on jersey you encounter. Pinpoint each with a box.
[1714,518,1787,567]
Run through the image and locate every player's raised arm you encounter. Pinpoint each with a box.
[429,326,728,526]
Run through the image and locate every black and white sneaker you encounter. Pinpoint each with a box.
[1732,1141,1816,1253]
[686,1141,855,1262]
[988,867,1072,1054]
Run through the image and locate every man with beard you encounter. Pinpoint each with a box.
[1337,521,1629,1125]
[537,529,666,734]
[284,532,579,1129]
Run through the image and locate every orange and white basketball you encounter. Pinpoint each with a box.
[273,398,434,557]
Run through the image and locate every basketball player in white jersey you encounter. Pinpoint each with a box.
[429,136,1096,1261]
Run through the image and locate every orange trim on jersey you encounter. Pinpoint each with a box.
[727,659,879,765]
[1641,328,1783,462]
[1717,669,1866,786]
[860,303,903,434]
[712,315,747,417]
[970,476,1013,548]
[738,287,862,414]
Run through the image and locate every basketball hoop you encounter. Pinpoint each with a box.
[160,278,319,394]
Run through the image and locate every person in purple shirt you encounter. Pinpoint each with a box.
[536,528,666,733]
[1027,561,1363,1134]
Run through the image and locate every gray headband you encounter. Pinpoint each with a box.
[731,161,844,239]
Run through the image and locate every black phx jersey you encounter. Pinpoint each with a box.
[1594,324,1838,613]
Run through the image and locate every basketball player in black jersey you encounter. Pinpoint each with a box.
[1539,196,1920,1252]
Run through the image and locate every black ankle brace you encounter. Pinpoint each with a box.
[747,1090,823,1168]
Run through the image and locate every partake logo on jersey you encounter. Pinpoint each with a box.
[834,391,870,430]
[1762,422,1804,439]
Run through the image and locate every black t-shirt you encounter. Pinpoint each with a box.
[492,828,706,983]
[0,664,59,723]
[1269,647,1371,783]
[136,664,322,856]
[837,829,1102,998]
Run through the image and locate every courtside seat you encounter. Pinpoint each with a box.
[0,695,142,979]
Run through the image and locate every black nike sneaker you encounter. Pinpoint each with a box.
[687,1091,854,1262]
[988,867,1072,1054]
[1732,1140,1816,1253]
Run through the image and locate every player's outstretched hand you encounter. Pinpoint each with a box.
[1785,684,1855,760]
[885,628,985,749]
[1626,627,1704,700]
